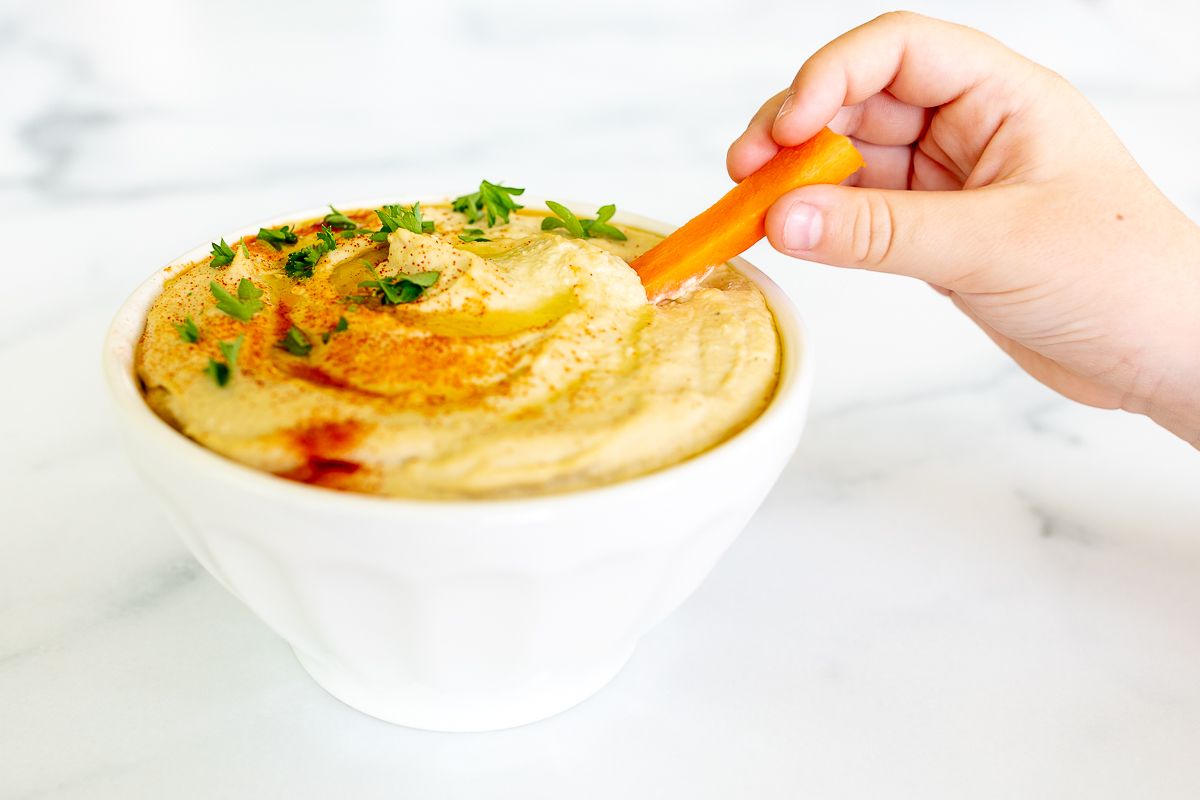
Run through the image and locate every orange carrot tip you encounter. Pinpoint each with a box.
[631,128,864,301]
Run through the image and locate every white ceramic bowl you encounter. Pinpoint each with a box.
[102,199,813,732]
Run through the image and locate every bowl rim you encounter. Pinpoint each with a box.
[101,196,813,517]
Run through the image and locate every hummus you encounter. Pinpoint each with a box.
[137,202,780,498]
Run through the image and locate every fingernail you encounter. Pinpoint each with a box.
[776,91,795,120]
[782,201,821,251]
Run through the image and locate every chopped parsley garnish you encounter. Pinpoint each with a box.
[206,360,230,386]
[322,316,349,344]
[323,205,357,230]
[452,180,524,226]
[256,225,299,251]
[324,205,369,238]
[541,201,627,241]
[457,228,491,243]
[175,315,201,343]
[209,238,236,268]
[277,325,312,357]
[285,248,320,279]
[205,335,243,387]
[210,279,263,322]
[405,271,441,287]
[317,226,338,251]
[370,203,435,241]
[284,225,339,280]
[358,263,440,305]
[585,205,627,240]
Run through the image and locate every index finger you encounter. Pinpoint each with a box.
[772,11,1021,146]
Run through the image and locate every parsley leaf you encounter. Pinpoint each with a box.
[325,206,369,238]
[404,270,441,287]
[371,202,435,241]
[205,335,244,387]
[457,228,491,243]
[358,263,440,305]
[277,325,312,357]
[284,225,339,280]
[285,247,320,279]
[323,205,357,230]
[219,337,242,365]
[210,279,263,322]
[256,225,299,251]
[175,315,201,344]
[541,201,585,237]
[541,201,628,241]
[209,239,236,268]
[452,180,525,226]
[206,360,230,386]
[584,204,628,240]
[321,316,349,344]
[316,225,337,251]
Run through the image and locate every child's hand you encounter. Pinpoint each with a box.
[728,12,1200,447]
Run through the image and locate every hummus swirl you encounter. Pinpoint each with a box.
[137,205,779,498]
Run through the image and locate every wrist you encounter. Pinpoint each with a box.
[1143,247,1200,448]
[1137,219,1200,448]
[1146,370,1200,449]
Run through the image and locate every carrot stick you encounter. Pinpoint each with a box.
[631,127,864,300]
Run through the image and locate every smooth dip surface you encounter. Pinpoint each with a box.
[136,202,780,498]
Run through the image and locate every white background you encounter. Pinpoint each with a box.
[3,0,1199,797]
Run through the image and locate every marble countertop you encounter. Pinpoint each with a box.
[3,0,1199,797]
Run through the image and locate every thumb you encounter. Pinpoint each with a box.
[763,183,1016,290]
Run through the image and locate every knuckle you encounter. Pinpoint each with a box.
[849,193,898,268]
[1038,66,1076,96]
[880,9,921,26]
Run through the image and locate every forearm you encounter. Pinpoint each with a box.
[1148,371,1200,450]
[1144,222,1200,448]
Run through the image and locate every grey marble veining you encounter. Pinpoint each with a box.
[2,0,1199,798]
